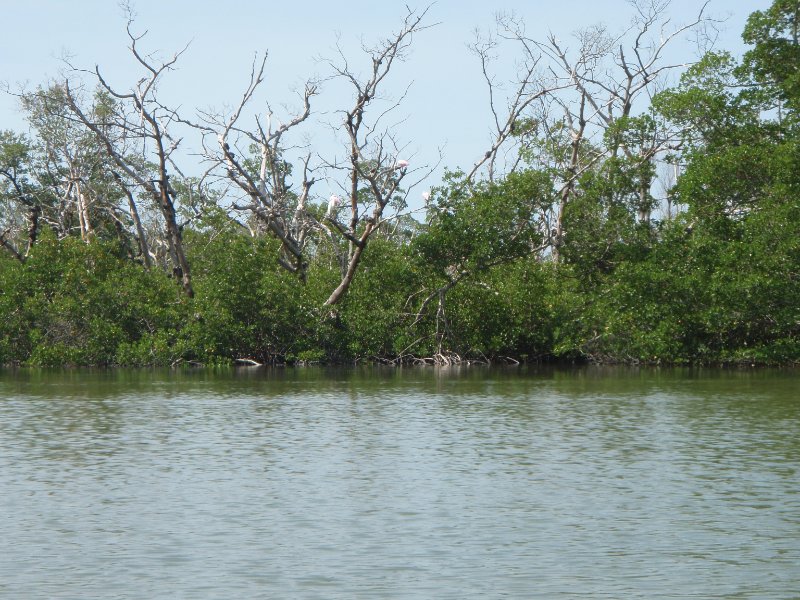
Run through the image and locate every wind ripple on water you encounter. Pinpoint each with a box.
[0,369,798,598]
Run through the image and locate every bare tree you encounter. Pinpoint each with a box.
[61,17,194,296]
[468,0,715,259]
[466,15,569,183]
[321,6,434,306]
[548,0,714,250]
[188,6,434,306]
[185,54,319,278]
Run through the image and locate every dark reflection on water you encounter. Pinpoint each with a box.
[1,366,798,598]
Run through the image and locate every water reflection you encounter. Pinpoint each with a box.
[1,366,798,598]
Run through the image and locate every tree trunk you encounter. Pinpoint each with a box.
[324,222,374,306]
[553,94,586,263]
[158,183,193,298]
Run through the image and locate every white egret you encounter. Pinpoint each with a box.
[327,194,342,216]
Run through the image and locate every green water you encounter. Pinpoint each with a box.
[1,367,798,598]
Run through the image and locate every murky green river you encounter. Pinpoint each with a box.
[1,367,798,598]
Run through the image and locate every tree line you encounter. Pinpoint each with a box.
[1,0,798,366]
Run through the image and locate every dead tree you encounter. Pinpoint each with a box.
[186,54,319,278]
[541,0,712,253]
[322,6,433,306]
[468,1,714,260]
[466,17,569,183]
[190,7,433,306]
[61,19,194,296]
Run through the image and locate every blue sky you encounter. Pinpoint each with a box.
[1,1,771,204]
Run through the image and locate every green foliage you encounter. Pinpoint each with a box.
[1,2,799,367]
[0,233,185,366]
[416,170,552,272]
[181,229,312,364]
[559,165,648,283]
[444,259,559,359]
[653,52,759,150]
[336,239,420,360]
[0,254,27,362]
[0,130,32,174]
[741,0,800,112]
[0,130,44,244]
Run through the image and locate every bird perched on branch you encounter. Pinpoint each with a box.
[327,194,342,217]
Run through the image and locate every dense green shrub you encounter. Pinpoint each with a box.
[1,1,798,367]
[181,230,314,364]
[0,234,186,366]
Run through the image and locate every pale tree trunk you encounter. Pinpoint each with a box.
[195,56,317,278]
[553,94,587,263]
[324,222,374,306]
[74,179,93,241]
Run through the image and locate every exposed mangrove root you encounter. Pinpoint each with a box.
[234,358,263,366]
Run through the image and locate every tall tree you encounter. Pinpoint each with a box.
[62,17,194,296]
[741,0,800,115]
[186,55,318,278]
[192,7,433,306]
[469,0,713,260]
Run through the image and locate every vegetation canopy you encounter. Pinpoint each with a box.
[1,1,798,366]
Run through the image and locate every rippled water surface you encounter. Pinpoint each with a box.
[1,367,799,598]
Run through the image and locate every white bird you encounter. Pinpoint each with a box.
[327,194,342,216]
[394,159,410,170]
[421,190,431,202]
